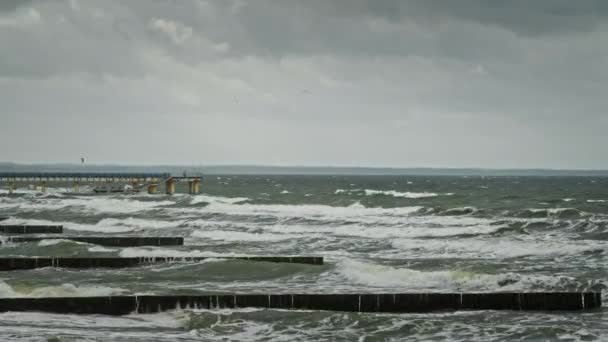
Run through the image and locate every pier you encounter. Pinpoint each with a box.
[0,172,202,195]
[0,292,600,315]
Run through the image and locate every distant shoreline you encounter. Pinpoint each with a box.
[1,162,608,176]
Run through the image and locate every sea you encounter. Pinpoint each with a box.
[0,174,606,341]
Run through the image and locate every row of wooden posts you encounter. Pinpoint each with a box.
[0,221,602,314]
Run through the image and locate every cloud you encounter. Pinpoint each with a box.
[149,18,193,45]
[0,0,607,168]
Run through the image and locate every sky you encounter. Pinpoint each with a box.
[1,0,607,169]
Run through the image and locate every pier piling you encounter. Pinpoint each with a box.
[147,183,158,194]
[165,178,176,195]
[188,179,200,194]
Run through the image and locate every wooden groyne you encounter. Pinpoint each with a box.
[3,236,184,247]
[0,225,63,234]
[0,256,324,270]
[0,292,600,315]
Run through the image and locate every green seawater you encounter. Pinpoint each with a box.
[0,175,606,341]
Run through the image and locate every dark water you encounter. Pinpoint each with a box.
[0,175,606,341]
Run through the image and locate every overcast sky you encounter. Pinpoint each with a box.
[1,0,607,168]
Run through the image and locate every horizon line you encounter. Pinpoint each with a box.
[1,161,608,172]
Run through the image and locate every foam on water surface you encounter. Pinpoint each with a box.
[0,175,607,340]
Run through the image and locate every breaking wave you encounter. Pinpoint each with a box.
[335,189,452,198]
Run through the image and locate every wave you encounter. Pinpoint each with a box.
[88,245,117,253]
[190,194,249,205]
[438,207,478,216]
[0,281,127,298]
[0,218,133,233]
[335,189,451,198]
[1,217,184,233]
[0,196,175,214]
[364,189,444,198]
[512,208,587,219]
[119,247,256,259]
[37,239,89,247]
[587,199,607,203]
[180,201,426,225]
[191,230,302,242]
[96,217,183,231]
[391,237,608,259]
[334,259,583,292]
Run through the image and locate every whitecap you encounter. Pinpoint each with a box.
[334,259,576,292]
[363,189,447,198]
[191,230,300,242]
[391,237,607,259]
[190,194,249,205]
[0,282,127,298]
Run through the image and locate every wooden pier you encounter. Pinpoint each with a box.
[0,172,202,195]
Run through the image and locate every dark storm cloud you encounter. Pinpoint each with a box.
[0,0,607,168]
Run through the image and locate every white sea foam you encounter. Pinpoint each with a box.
[3,218,135,233]
[88,245,117,253]
[0,196,175,214]
[563,198,575,202]
[263,221,503,239]
[3,217,181,233]
[37,239,85,247]
[335,189,449,198]
[587,199,607,203]
[190,194,249,205]
[181,201,425,226]
[334,259,573,292]
[119,247,249,259]
[191,230,301,242]
[0,281,127,298]
[391,237,608,259]
[96,217,183,230]
[280,190,291,194]
[364,189,442,198]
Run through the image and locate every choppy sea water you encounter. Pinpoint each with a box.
[0,175,606,341]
